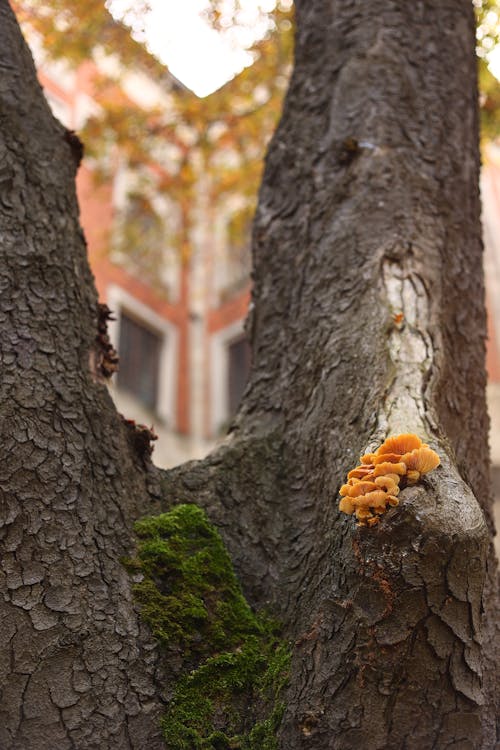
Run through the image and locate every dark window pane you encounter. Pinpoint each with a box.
[117,312,162,411]
[228,336,251,416]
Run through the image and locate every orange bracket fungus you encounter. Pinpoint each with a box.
[338,433,440,527]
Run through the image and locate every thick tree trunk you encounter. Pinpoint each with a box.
[165,1,499,748]
[1,1,498,749]
[0,3,164,748]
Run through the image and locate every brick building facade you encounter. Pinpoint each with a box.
[36,48,252,467]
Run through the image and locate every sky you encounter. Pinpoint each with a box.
[107,0,275,97]
[490,46,500,81]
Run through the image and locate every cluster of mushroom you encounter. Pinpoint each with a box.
[339,433,440,527]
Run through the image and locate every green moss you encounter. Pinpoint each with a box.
[125,504,290,749]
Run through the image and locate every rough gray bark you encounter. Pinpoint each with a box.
[165,1,499,748]
[0,3,164,748]
[0,1,498,749]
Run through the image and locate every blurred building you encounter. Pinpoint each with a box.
[33,44,252,468]
[481,148,500,539]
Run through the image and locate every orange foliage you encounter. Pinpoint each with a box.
[16,0,293,268]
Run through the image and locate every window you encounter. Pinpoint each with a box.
[210,323,252,435]
[117,312,162,411]
[227,336,251,417]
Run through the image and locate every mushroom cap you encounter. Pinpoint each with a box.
[348,481,379,497]
[372,453,407,465]
[402,446,440,474]
[352,490,388,508]
[360,453,377,465]
[377,433,422,456]
[374,476,400,495]
[373,461,407,476]
[383,472,403,483]
[339,484,353,497]
[339,496,355,514]
[355,507,373,519]
[406,469,420,484]
[348,466,375,480]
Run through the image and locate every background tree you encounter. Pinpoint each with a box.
[0,2,498,750]
[15,0,293,265]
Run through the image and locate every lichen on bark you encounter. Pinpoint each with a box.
[124,504,291,748]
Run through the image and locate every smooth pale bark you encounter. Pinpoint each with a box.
[0,1,498,749]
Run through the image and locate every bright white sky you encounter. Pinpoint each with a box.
[107,0,276,97]
[489,46,500,81]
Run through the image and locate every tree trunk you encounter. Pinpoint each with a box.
[0,3,164,748]
[165,1,499,747]
[1,1,498,749]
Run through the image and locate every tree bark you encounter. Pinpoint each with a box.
[164,1,499,747]
[0,3,164,748]
[1,1,498,749]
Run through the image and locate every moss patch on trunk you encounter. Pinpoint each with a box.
[125,504,290,749]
